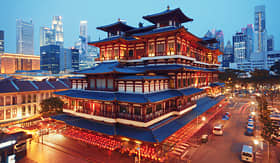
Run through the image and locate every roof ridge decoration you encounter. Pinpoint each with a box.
[10,80,20,91]
[57,79,69,88]
[46,80,55,89]
[29,81,39,90]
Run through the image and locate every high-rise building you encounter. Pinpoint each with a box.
[40,45,61,74]
[267,35,274,51]
[233,32,247,63]
[242,24,254,59]
[71,48,80,71]
[0,31,4,53]
[52,16,64,46]
[40,27,55,46]
[16,19,34,54]
[254,5,267,53]
[215,30,224,52]
[222,41,234,68]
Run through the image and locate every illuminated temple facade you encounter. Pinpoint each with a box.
[55,8,223,128]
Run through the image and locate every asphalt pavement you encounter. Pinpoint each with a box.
[191,97,260,163]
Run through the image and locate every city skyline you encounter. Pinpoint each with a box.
[0,0,280,55]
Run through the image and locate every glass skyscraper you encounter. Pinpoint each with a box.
[254,5,267,53]
[16,19,34,54]
[40,27,55,46]
[40,45,61,74]
[52,16,64,46]
[233,32,246,63]
[0,30,4,53]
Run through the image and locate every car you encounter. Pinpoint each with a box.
[213,124,224,136]
[222,115,230,120]
[225,112,231,117]
[241,145,254,162]
[247,123,254,129]
[248,115,255,120]
[245,128,254,136]
[248,118,254,123]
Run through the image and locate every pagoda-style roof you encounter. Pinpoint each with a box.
[88,35,137,45]
[74,62,144,74]
[133,26,181,37]
[125,25,156,35]
[96,21,135,33]
[143,8,193,24]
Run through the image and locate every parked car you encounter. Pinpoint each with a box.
[247,122,254,129]
[248,118,254,123]
[225,112,231,118]
[245,128,254,136]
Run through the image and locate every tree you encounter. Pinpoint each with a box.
[40,97,64,113]
[256,96,278,145]
[270,60,280,75]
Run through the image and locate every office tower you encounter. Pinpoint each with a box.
[222,41,234,68]
[40,27,55,46]
[16,19,34,54]
[233,32,247,63]
[267,35,274,51]
[40,45,61,74]
[52,16,64,46]
[215,30,224,52]
[71,48,80,71]
[254,5,267,52]
[0,31,4,53]
[242,24,254,59]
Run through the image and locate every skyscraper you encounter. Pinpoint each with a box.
[215,30,224,52]
[267,35,274,51]
[40,45,61,74]
[52,16,64,46]
[79,20,88,59]
[222,41,233,68]
[233,32,246,63]
[16,19,34,54]
[40,27,55,46]
[254,5,266,53]
[0,31,4,53]
[242,24,254,59]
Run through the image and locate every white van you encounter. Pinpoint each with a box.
[241,145,254,162]
[213,124,223,136]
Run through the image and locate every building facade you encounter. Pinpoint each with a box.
[254,5,267,53]
[0,78,70,123]
[16,19,34,55]
[233,32,247,63]
[0,31,4,54]
[0,53,40,74]
[52,16,64,46]
[40,27,55,47]
[267,35,274,52]
[222,41,233,68]
[55,8,223,129]
[40,45,61,74]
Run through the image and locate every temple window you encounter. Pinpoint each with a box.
[120,105,128,113]
[146,107,152,114]
[5,96,11,105]
[90,79,95,89]
[0,96,3,106]
[156,42,165,56]
[148,43,155,57]
[134,106,141,115]
[96,79,106,89]
[167,42,175,55]
[128,49,134,57]
[156,104,162,111]
[107,79,114,89]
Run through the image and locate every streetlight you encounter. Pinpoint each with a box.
[251,112,256,116]
[253,139,259,145]
[202,116,206,122]
[251,101,255,105]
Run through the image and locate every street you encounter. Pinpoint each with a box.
[191,97,262,163]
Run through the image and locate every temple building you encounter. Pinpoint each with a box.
[54,7,224,142]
